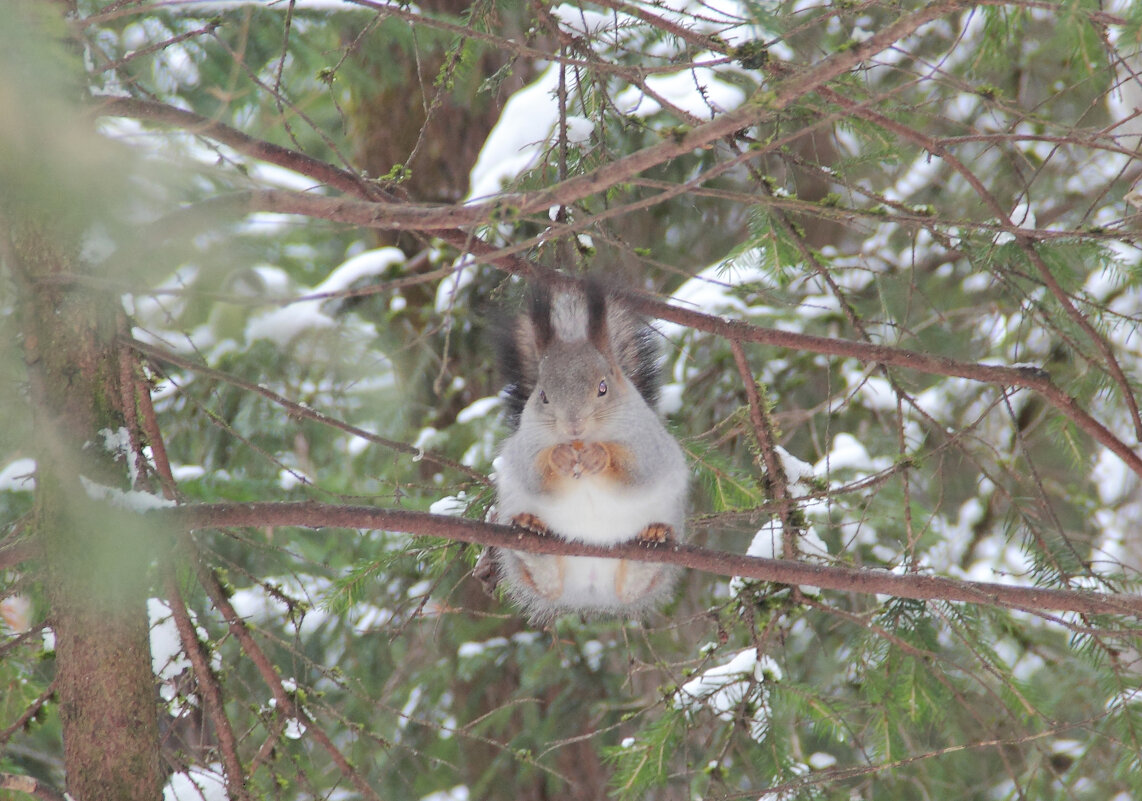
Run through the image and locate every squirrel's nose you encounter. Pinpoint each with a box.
[562,417,586,438]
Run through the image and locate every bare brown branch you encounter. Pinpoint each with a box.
[163,502,1142,619]
[194,559,383,801]
[730,340,796,557]
[162,573,251,801]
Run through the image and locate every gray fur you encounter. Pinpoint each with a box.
[491,280,689,623]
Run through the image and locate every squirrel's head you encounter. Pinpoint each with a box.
[525,280,631,440]
[531,338,626,439]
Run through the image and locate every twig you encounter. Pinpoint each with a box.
[123,336,489,484]
[195,559,383,801]
[0,773,67,801]
[729,340,796,557]
[813,83,1142,441]
[163,572,252,801]
[0,683,56,747]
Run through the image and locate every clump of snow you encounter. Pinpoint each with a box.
[614,58,747,120]
[955,534,1035,587]
[79,475,175,511]
[1106,687,1142,713]
[413,427,442,454]
[923,495,988,572]
[658,382,684,415]
[808,752,837,770]
[814,433,892,478]
[148,598,191,684]
[841,367,898,413]
[993,200,1035,246]
[582,639,605,671]
[246,248,403,347]
[345,427,377,457]
[170,464,206,481]
[731,519,827,597]
[418,786,470,801]
[164,765,228,801]
[0,458,36,492]
[674,648,781,741]
[774,446,814,486]
[660,253,778,340]
[457,637,510,659]
[991,637,1045,682]
[247,162,322,192]
[98,426,131,458]
[456,396,500,424]
[277,468,311,492]
[267,677,307,739]
[430,492,470,516]
[467,65,561,202]
[148,598,218,717]
[434,254,479,316]
[885,153,945,202]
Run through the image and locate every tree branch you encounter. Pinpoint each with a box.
[94,0,968,230]
[162,572,251,801]
[730,341,796,558]
[91,2,1142,481]
[0,773,67,801]
[194,557,382,801]
[124,337,488,484]
[0,684,56,748]
[161,502,1142,619]
[617,288,1142,478]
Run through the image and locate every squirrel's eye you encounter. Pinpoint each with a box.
[539,390,548,404]
[598,379,607,397]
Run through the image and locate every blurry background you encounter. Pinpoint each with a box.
[4,1,1142,799]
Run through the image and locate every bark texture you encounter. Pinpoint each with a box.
[10,206,163,801]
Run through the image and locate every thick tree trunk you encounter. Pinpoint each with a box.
[10,221,165,801]
[4,7,165,794]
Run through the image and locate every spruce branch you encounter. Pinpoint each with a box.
[160,502,1142,619]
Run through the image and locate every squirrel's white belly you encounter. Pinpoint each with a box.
[492,441,686,619]
[531,474,678,545]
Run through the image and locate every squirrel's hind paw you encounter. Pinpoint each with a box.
[511,512,553,537]
[636,522,674,544]
[473,548,501,595]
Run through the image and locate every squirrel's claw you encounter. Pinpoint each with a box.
[511,512,553,537]
[636,522,673,544]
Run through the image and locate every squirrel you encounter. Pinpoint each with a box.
[484,278,689,622]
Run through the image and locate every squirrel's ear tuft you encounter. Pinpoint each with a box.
[585,277,613,358]
[493,284,552,428]
[528,282,555,352]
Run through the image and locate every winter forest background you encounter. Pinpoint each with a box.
[5,0,1142,799]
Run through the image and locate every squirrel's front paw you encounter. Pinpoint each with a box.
[550,441,608,479]
[577,441,609,475]
[636,522,674,544]
[511,512,553,537]
[549,443,581,477]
